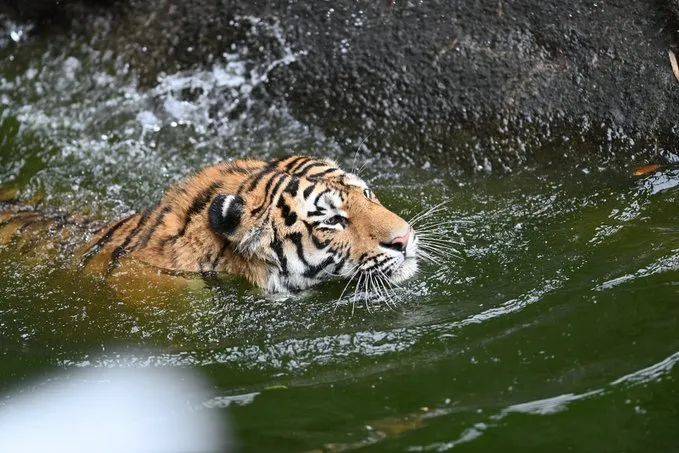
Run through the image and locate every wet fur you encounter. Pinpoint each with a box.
[2,156,416,293]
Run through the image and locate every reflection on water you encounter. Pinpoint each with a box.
[1,12,678,452]
[408,350,679,451]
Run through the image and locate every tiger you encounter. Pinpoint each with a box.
[70,155,420,293]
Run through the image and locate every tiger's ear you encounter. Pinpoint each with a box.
[209,194,244,237]
[208,194,272,258]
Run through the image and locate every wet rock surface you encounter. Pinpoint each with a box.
[3,0,679,168]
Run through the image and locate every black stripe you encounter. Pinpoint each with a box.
[363,256,396,273]
[285,156,311,173]
[244,166,276,192]
[286,232,309,266]
[211,240,230,270]
[277,198,298,226]
[286,229,336,278]
[135,205,171,250]
[302,220,331,244]
[302,184,315,199]
[333,256,346,274]
[294,161,327,176]
[107,210,151,273]
[80,215,135,267]
[251,172,281,215]
[283,177,300,196]
[220,164,256,175]
[262,171,282,196]
[307,167,338,180]
[302,220,314,234]
[176,182,222,237]
[270,227,288,276]
[251,172,287,216]
[172,184,188,197]
[265,173,288,210]
[310,234,330,249]
[270,155,293,167]
[306,209,326,217]
[255,171,289,217]
[303,256,336,278]
[313,188,331,206]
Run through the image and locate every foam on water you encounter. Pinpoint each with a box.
[0,14,328,215]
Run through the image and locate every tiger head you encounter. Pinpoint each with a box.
[208,156,418,293]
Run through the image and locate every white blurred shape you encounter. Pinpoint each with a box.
[0,367,229,453]
[136,110,161,130]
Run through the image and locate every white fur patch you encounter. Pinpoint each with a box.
[343,173,368,189]
[220,195,235,218]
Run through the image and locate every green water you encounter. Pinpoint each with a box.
[1,15,678,452]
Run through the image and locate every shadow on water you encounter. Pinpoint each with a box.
[0,12,678,453]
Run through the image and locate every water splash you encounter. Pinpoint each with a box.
[0,14,322,215]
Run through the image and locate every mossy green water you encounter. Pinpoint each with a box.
[1,17,678,452]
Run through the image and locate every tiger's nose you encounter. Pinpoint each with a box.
[382,229,411,252]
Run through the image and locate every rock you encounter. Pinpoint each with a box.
[3,0,678,169]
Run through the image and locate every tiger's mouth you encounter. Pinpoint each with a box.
[365,234,419,284]
[387,236,419,283]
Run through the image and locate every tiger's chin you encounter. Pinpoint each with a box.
[388,257,419,283]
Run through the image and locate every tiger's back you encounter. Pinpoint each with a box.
[80,159,268,282]
[0,205,100,260]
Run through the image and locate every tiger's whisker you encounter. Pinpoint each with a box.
[419,240,460,251]
[413,218,473,232]
[361,272,373,313]
[408,201,451,225]
[351,272,365,316]
[416,231,462,240]
[420,246,451,260]
[351,132,373,175]
[379,268,401,290]
[367,272,382,308]
[417,250,443,265]
[370,271,391,309]
[335,267,360,313]
[417,237,464,246]
[419,242,461,255]
[418,237,464,247]
[376,272,397,309]
[419,246,461,260]
[419,240,461,250]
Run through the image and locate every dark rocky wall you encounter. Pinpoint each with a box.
[3,0,679,167]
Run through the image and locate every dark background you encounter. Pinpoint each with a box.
[3,0,679,168]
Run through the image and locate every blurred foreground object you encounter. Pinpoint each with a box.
[0,367,230,453]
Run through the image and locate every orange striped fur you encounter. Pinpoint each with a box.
[2,156,419,293]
